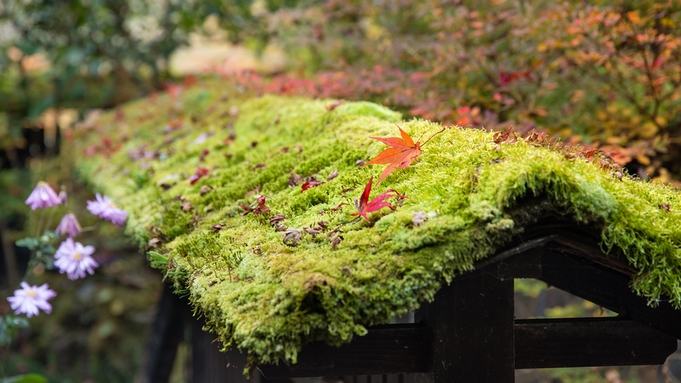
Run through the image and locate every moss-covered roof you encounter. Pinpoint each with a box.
[71,79,681,371]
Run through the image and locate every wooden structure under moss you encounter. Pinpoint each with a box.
[70,79,681,382]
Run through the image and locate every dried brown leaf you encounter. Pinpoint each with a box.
[282,228,302,246]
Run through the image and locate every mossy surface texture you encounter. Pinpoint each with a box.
[72,79,681,370]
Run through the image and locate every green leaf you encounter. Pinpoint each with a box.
[15,237,39,250]
[1,373,48,383]
[37,245,55,256]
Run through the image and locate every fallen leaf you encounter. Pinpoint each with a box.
[327,170,339,181]
[200,185,213,196]
[146,238,161,250]
[493,126,519,144]
[282,228,302,246]
[301,181,325,192]
[303,227,322,237]
[326,227,340,238]
[240,196,269,215]
[413,211,428,226]
[330,202,346,211]
[316,221,329,230]
[331,235,343,249]
[270,214,286,227]
[253,195,270,215]
[327,101,344,111]
[199,149,210,162]
[365,125,444,183]
[352,176,407,222]
[189,167,210,185]
[288,173,303,186]
[211,223,226,232]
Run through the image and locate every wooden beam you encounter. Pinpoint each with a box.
[537,250,681,339]
[258,324,431,378]
[515,317,678,368]
[258,315,678,378]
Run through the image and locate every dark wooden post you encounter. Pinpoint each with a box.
[416,271,515,382]
[141,285,187,383]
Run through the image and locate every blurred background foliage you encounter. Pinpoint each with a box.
[1,0,680,382]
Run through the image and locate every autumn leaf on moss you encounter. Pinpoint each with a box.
[301,181,325,192]
[189,167,210,185]
[493,126,519,144]
[240,195,271,215]
[352,176,406,223]
[365,125,444,183]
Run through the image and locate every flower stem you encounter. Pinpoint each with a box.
[34,209,45,238]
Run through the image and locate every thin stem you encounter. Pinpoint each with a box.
[1,343,7,381]
[34,209,45,238]
[23,253,37,280]
[80,225,97,233]
[43,207,57,237]
[421,127,447,147]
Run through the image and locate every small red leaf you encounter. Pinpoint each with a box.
[352,176,406,222]
[199,149,210,162]
[256,195,270,213]
[301,181,325,192]
[189,167,210,185]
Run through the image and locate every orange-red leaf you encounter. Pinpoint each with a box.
[365,125,422,183]
[351,176,406,222]
[365,125,445,183]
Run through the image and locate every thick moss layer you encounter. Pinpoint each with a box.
[72,80,681,371]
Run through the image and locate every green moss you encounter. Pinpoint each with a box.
[70,79,681,373]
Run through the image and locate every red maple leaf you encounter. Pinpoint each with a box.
[301,181,325,192]
[352,176,406,223]
[365,125,444,183]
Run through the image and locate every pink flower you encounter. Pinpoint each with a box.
[54,238,98,280]
[87,193,128,226]
[7,282,57,317]
[56,213,82,237]
[58,190,68,205]
[25,182,61,210]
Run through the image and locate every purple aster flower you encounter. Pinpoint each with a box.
[54,238,98,280]
[7,282,57,317]
[56,213,82,237]
[87,193,128,226]
[25,181,61,210]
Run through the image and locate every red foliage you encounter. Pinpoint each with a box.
[352,176,406,223]
[301,181,325,192]
[189,167,210,185]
